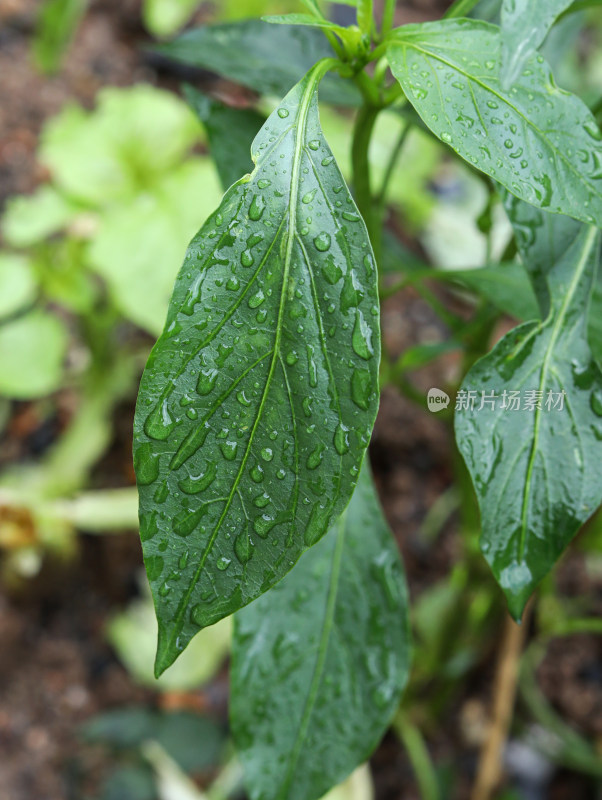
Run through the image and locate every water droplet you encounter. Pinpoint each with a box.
[308,139,320,150]
[154,482,168,503]
[302,189,316,204]
[261,447,273,462]
[441,132,452,143]
[352,309,374,360]
[591,388,602,416]
[307,344,318,387]
[250,464,264,482]
[234,533,252,564]
[286,350,299,365]
[220,440,238,460]
[257,178,272,189]
[306,443,325,470]
[174,506,207,537]
[322,257,342,285]
[277,107,289,118]
[178,462,217,494]
[334,423,350,455]
[249,195,265,221]
[134,443,160,485]
[237,390,252,407]
[197,368,218,396]
[313,232,331,252]
[276,468,286,480]
[248,290,265,308]
[351,368,373,410]
[216,556,231,571]
[241,249,254,267]
[140,511,158,542]
[254,515,276,538]
[253,492,271,508]
[170,422,210,470]
[342,211,360,222]
[583,119,602,141]
[321,156,333,166]
[144,398,174,441]
[146,555,164,581]
[304,503,329,546]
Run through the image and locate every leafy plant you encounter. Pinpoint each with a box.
[72,0,602,797]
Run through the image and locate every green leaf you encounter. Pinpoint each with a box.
[356,0,373,34]
[32,0,87,74]
[387,19,602,225]
[262,13,346,31]
[40,85,201,206]
[500,0,574,89]
[454,225,602,618]
[182,86,265,190]
[231,465,410,800]
[2,186,79,247]
[142,0,200,37]
[134,63,380,676]
[155,19,360,106]
[0,310,67,399]
[88,159,222,334]
[0,254,37,320]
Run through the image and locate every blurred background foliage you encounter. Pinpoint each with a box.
[0,1,602,799]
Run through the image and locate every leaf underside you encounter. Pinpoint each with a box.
[455,226,602,618]
[133,64,380,676]
[231,464,410,800]
[387,19,602,226]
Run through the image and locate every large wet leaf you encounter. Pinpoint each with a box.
[134,64,380,675]
[500,0,574,89]
[387,19,602,226]
[455,225,602,619]
[156,19,360,106]
[231,465,410,800]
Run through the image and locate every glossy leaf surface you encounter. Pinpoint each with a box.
[500,0,574,89]
[134,64,380,675]
[387,19,602,226]
[156,19,360,106]
[455,226,602,618]
[183,86,265,190]
[231,465,410,800]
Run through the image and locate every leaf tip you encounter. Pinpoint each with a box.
[497,559,534,622]
[153,623,179,679]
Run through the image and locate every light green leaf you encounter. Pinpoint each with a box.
[2,186,79,247]
[182,86,265,190]
[32,0,87,74]
[142,0,200,37]
[455,225,602,618]
[387,19,602,225]
[134,63,380,675]
[156,19,360,106]
[263,13,346,31]
[0,254,38,320]
[0,310,67,398]
[501,0,574,89]
[88,159,222,334]
[107,595,231,691]
[40,85,200,206]
[231,465,409,800]
[356,0,373,34]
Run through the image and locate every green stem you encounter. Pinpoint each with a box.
[351,102,381,260]
[394,713,441,800]
[381,0,397,37]
[444,0,480,18]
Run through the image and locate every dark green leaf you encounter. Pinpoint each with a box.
[134,63,380,676]
[231,464,410,800]
[387,19,602,225]
[182,86,265,190]
[500,0,574,89]
[155,19,360,106]
[455,225,602,618]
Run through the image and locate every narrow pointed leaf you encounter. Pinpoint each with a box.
[500,0,574,89]
[231,465,410,800]
[387,19,602,226]
[262,14,347,32]
[155,19,360,106]
[134,63,381,676]
[455,226,602,618]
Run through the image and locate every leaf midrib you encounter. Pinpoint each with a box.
[517,226,597,559]
[163,65,326,657]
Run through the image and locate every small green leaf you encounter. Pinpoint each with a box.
[32,0,87,74]
[262,13,346,32]
[455,225,602,618]
[2,186,79,247]
[387,19,602,225]
[134,63,380,675]
[0,254,37,321]
[182,86,265,190]
[156,19,360,106]
[142,0,200,37]
[500,0,574,89]
[0,310,67,399]
[231,465,410,800]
